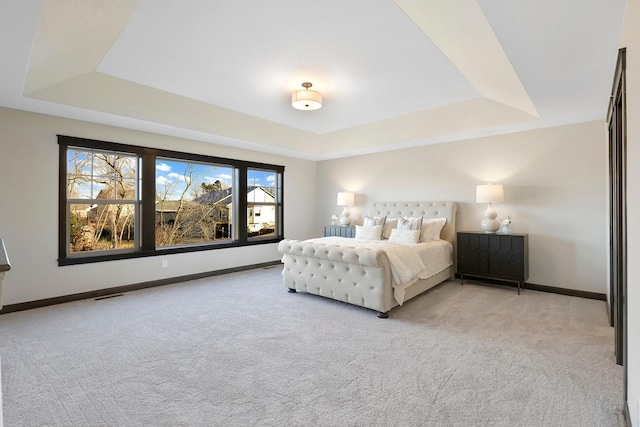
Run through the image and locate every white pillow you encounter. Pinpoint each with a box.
[388,228,421,244]
[420,218,447,242]
[397,216,423,231]
[363,215,386,227]
[355,225,383,240]
[382,218,398,239]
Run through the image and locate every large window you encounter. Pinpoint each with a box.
[58,135,284,265]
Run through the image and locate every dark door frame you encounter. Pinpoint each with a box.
[606,48,627,397]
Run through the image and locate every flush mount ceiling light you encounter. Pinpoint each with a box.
[291,82,322,111]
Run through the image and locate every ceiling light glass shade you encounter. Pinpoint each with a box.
[292,82,322,110]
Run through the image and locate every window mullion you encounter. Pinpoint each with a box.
[237,165,248,243]
[141,149,157,252]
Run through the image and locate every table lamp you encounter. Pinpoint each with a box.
[476,184,504,233]
[337,192,355,225]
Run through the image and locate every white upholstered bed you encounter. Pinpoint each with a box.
[278,201,457,317]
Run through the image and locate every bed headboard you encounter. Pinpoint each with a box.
[368,201,457,245]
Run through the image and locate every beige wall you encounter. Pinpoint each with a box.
[0,107,317,306]
[620,0,640,423]
[317,121,607,294]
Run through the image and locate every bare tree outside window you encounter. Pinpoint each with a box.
[67,148,139,253]
[155,159,234,247]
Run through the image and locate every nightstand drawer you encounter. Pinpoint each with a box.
[324,226,356,238]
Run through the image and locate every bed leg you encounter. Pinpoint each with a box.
[287,288,297,293]
[376,311,388,319]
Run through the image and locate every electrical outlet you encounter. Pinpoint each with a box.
[161,259,168,268]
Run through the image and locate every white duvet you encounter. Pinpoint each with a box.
[306,237,453,305]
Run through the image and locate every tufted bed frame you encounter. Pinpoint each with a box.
[278,201,457,317]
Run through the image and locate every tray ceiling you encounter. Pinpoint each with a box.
[0,0,626,159]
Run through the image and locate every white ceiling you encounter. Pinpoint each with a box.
[0,0,627,160]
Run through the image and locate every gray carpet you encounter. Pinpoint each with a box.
[0,267,625,426]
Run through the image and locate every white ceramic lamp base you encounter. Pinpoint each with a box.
[481,205,500,233]
[339,207,351,225]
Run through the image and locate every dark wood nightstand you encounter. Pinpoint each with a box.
[457,231,529,294]
[324,225,356,238]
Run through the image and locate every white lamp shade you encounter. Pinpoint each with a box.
[337,192,355,206]
[292,89,322,110]
[476,184,504,203]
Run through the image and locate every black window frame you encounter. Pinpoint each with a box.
[246,167,283,241]
[58,135,284,266]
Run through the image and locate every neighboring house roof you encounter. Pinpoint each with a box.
[96,188,136,200]
[193,187,232,205]
[155,199,182,213]
[248,185,274,200]
[158,186,275,211]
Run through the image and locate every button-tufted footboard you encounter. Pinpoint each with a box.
[278,239,395,314]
